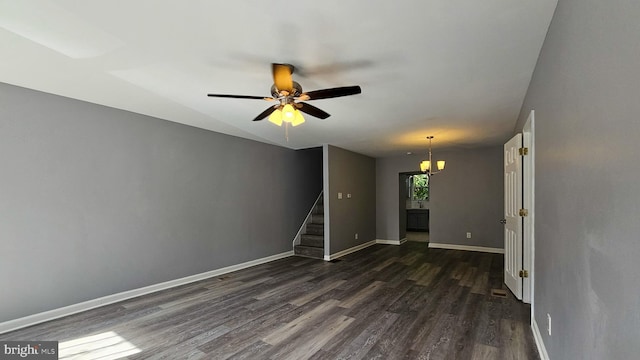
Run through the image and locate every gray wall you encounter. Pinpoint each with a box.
[325,145,376,254]
[514,0,640,358]
[0,82,322,323]
[376,147,503,248]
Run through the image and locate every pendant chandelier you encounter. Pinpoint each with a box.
[419,136,445,174]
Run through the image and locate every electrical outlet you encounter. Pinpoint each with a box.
[355,233,358,240]
[466,232,472,239]
[347,193,352,199]
[547,313,551,336]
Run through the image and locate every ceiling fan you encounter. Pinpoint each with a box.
[207,63,362,127]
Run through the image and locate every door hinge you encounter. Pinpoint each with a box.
[519,208,529,217]
[519,269,529,278]
[519,147,529,156]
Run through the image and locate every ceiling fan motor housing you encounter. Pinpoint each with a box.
[271,81,303,98]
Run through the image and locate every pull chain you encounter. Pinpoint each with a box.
[285,122,289,142]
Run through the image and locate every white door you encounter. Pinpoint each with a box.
[504,133,523,299]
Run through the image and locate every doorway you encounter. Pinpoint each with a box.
[399,172,430,243]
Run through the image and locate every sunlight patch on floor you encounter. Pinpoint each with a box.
[59,331,141,360]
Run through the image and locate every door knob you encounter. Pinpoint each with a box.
[500,219,507,224]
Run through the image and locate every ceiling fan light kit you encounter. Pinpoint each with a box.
[207,63,361,127]
[420,136,445,175]
[268,104,305,127]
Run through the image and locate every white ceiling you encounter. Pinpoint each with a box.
[0,0,557,157]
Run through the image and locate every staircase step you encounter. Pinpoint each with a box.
[311,214,324,224]
[314,204,324,214]
[294,245,324,259]
[301,234,324,247]
[305,223,324,235]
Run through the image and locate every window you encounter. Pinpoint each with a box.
[410,174,429,201]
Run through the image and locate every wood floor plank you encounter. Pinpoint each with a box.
[289,279,347,306]
[500,318,530,360]
[478,253,493,272]
[338,281,385,308]
[159,281,253,309]
[471,271,490,295]
[446,293,484,359]
[326,281,414,354]
[399,251,422,266]
[407,284,457,350]
[450,261,468,280]
[327,311,399,360]
[306,349,332,360]
[0,242,539,360]
[196,302,299,357]
[474,300,502,348]
[407,262,431,281]
[262,299,341,346]
[371,256,398,272]
[472,343,500,360]
[134,325,230,360]
[388,283,430,314]
[372,261,406,282]
[363,311,419,359]
[372,280,415,313]
[253,275,315,300]
[225,340,272,360]
[459,266,478,287]
[120,284,210,310]
[413,313,457,359]
[416,265,442,287]
[266,314,355,360]
[367,278,458,358]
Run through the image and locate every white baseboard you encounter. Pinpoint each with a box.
[428,243,504,254]
[532,318,550,360]
[375,238,407,246]
[0,250,293,335]
[324,240,377,261]
[323,238,409,261]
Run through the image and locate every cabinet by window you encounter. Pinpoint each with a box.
[407,209,429,232]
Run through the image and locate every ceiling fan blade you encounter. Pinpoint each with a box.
[208,94,273,100]
[272,63,294,93]
[297,102,330,119]
[301,85,361,101]
[252,106,278,121]
[295,60,373,77]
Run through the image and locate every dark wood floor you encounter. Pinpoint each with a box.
[1,242,539,359]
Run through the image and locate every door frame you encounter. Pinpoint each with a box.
[398,171,430,240]
[522,111,535,306]
[504,133,523,299]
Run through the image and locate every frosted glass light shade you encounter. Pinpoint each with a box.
[420,160,430,172]
[437,160,446,171]
[268,108,283,126]
[292,110,305,126]
[282,104,295,123]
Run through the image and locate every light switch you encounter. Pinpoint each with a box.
[337,192,343,199]
[347,193,352,199]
